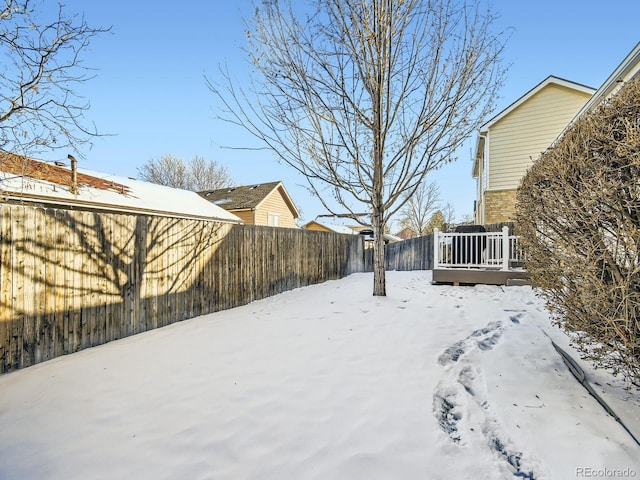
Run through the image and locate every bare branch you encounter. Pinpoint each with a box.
[208,0,509,295]
[397,180,441,235]
[0,0,109,155]
[137,154,234,191]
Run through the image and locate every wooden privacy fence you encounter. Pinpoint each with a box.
[0,204,365,373]
[382,234,434,271]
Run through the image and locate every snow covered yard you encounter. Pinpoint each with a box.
[0,270,638,479]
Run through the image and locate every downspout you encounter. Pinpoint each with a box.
[475,134,487,224]
[481,133,489,225]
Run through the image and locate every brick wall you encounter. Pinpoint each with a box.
[484,189,517,224]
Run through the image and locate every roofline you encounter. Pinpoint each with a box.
[479,75,596,133]
[0,191,244,223]
[303,220,352,234]
[472,76,595,178]
[225,207,254,213]
[574,41,640,118]
[254,181,301,219]
[303,220,324,228]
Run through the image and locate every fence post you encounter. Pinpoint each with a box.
[501,226,509,271]
[433,228,439,269]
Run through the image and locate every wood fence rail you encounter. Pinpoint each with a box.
[0,205,366,373]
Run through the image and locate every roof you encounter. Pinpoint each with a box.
[303,220,356,235]
[472,75,596,177]
[0,153,242,223]
[199,181,300,219]
[303,220,400,242]
[573,41,640,119]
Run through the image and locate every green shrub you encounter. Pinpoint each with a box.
[516,77,640,384]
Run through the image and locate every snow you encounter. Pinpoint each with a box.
[0,271,638,479]
[0,167,241,223]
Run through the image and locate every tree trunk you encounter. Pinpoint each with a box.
[372,205,386,296]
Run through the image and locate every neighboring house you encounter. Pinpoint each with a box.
[303,219,400,244]
[472,76,596,224]
[395,227,417,240]
[0,152,241,223]
[303,220,356,235]
[199,181,300,228]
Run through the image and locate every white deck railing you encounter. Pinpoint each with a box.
[433,226,524,271]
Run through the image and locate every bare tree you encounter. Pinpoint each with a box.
[398,181,441,236]
[441,202,456,231]
[208,0,508,295]
[137,154,233,191]
[459,213,474,224]
[0,1,108,154]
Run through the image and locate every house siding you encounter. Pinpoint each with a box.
[305,222,333,233]
[232,210,255,225]
[488,84,591,190]
[254,188,297,228]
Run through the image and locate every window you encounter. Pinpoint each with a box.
[267,213,280,227]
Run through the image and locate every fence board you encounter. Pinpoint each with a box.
[104,214,115,343]
[35,208,49,363]
[0,204,368,374]
[21,206,36,367]
[0,207,12,370]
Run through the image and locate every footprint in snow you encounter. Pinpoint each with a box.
[433,367,538,479]
[506,312,526,324]
[438,321,504,366]
[438,340,467,366]
[487,433,537,479]
[433,319,539,479]
[432,388,462,444]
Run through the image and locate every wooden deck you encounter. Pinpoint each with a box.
[432,268,529,286]
[432,227,529,286]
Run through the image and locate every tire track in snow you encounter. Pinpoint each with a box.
[433,314,538,479]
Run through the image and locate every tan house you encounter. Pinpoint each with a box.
[303,220,356,235]
[472,76,595,224]
[199,181,300,228]
[303,219,400,244]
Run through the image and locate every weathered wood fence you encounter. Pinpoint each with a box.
[380,224,518,271]
[382,234,434,271]
[0,204,365,373]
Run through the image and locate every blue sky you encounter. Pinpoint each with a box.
[36,0,640,227]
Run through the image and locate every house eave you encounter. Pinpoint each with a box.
[574,41,640,118]
[0,191,244,223]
